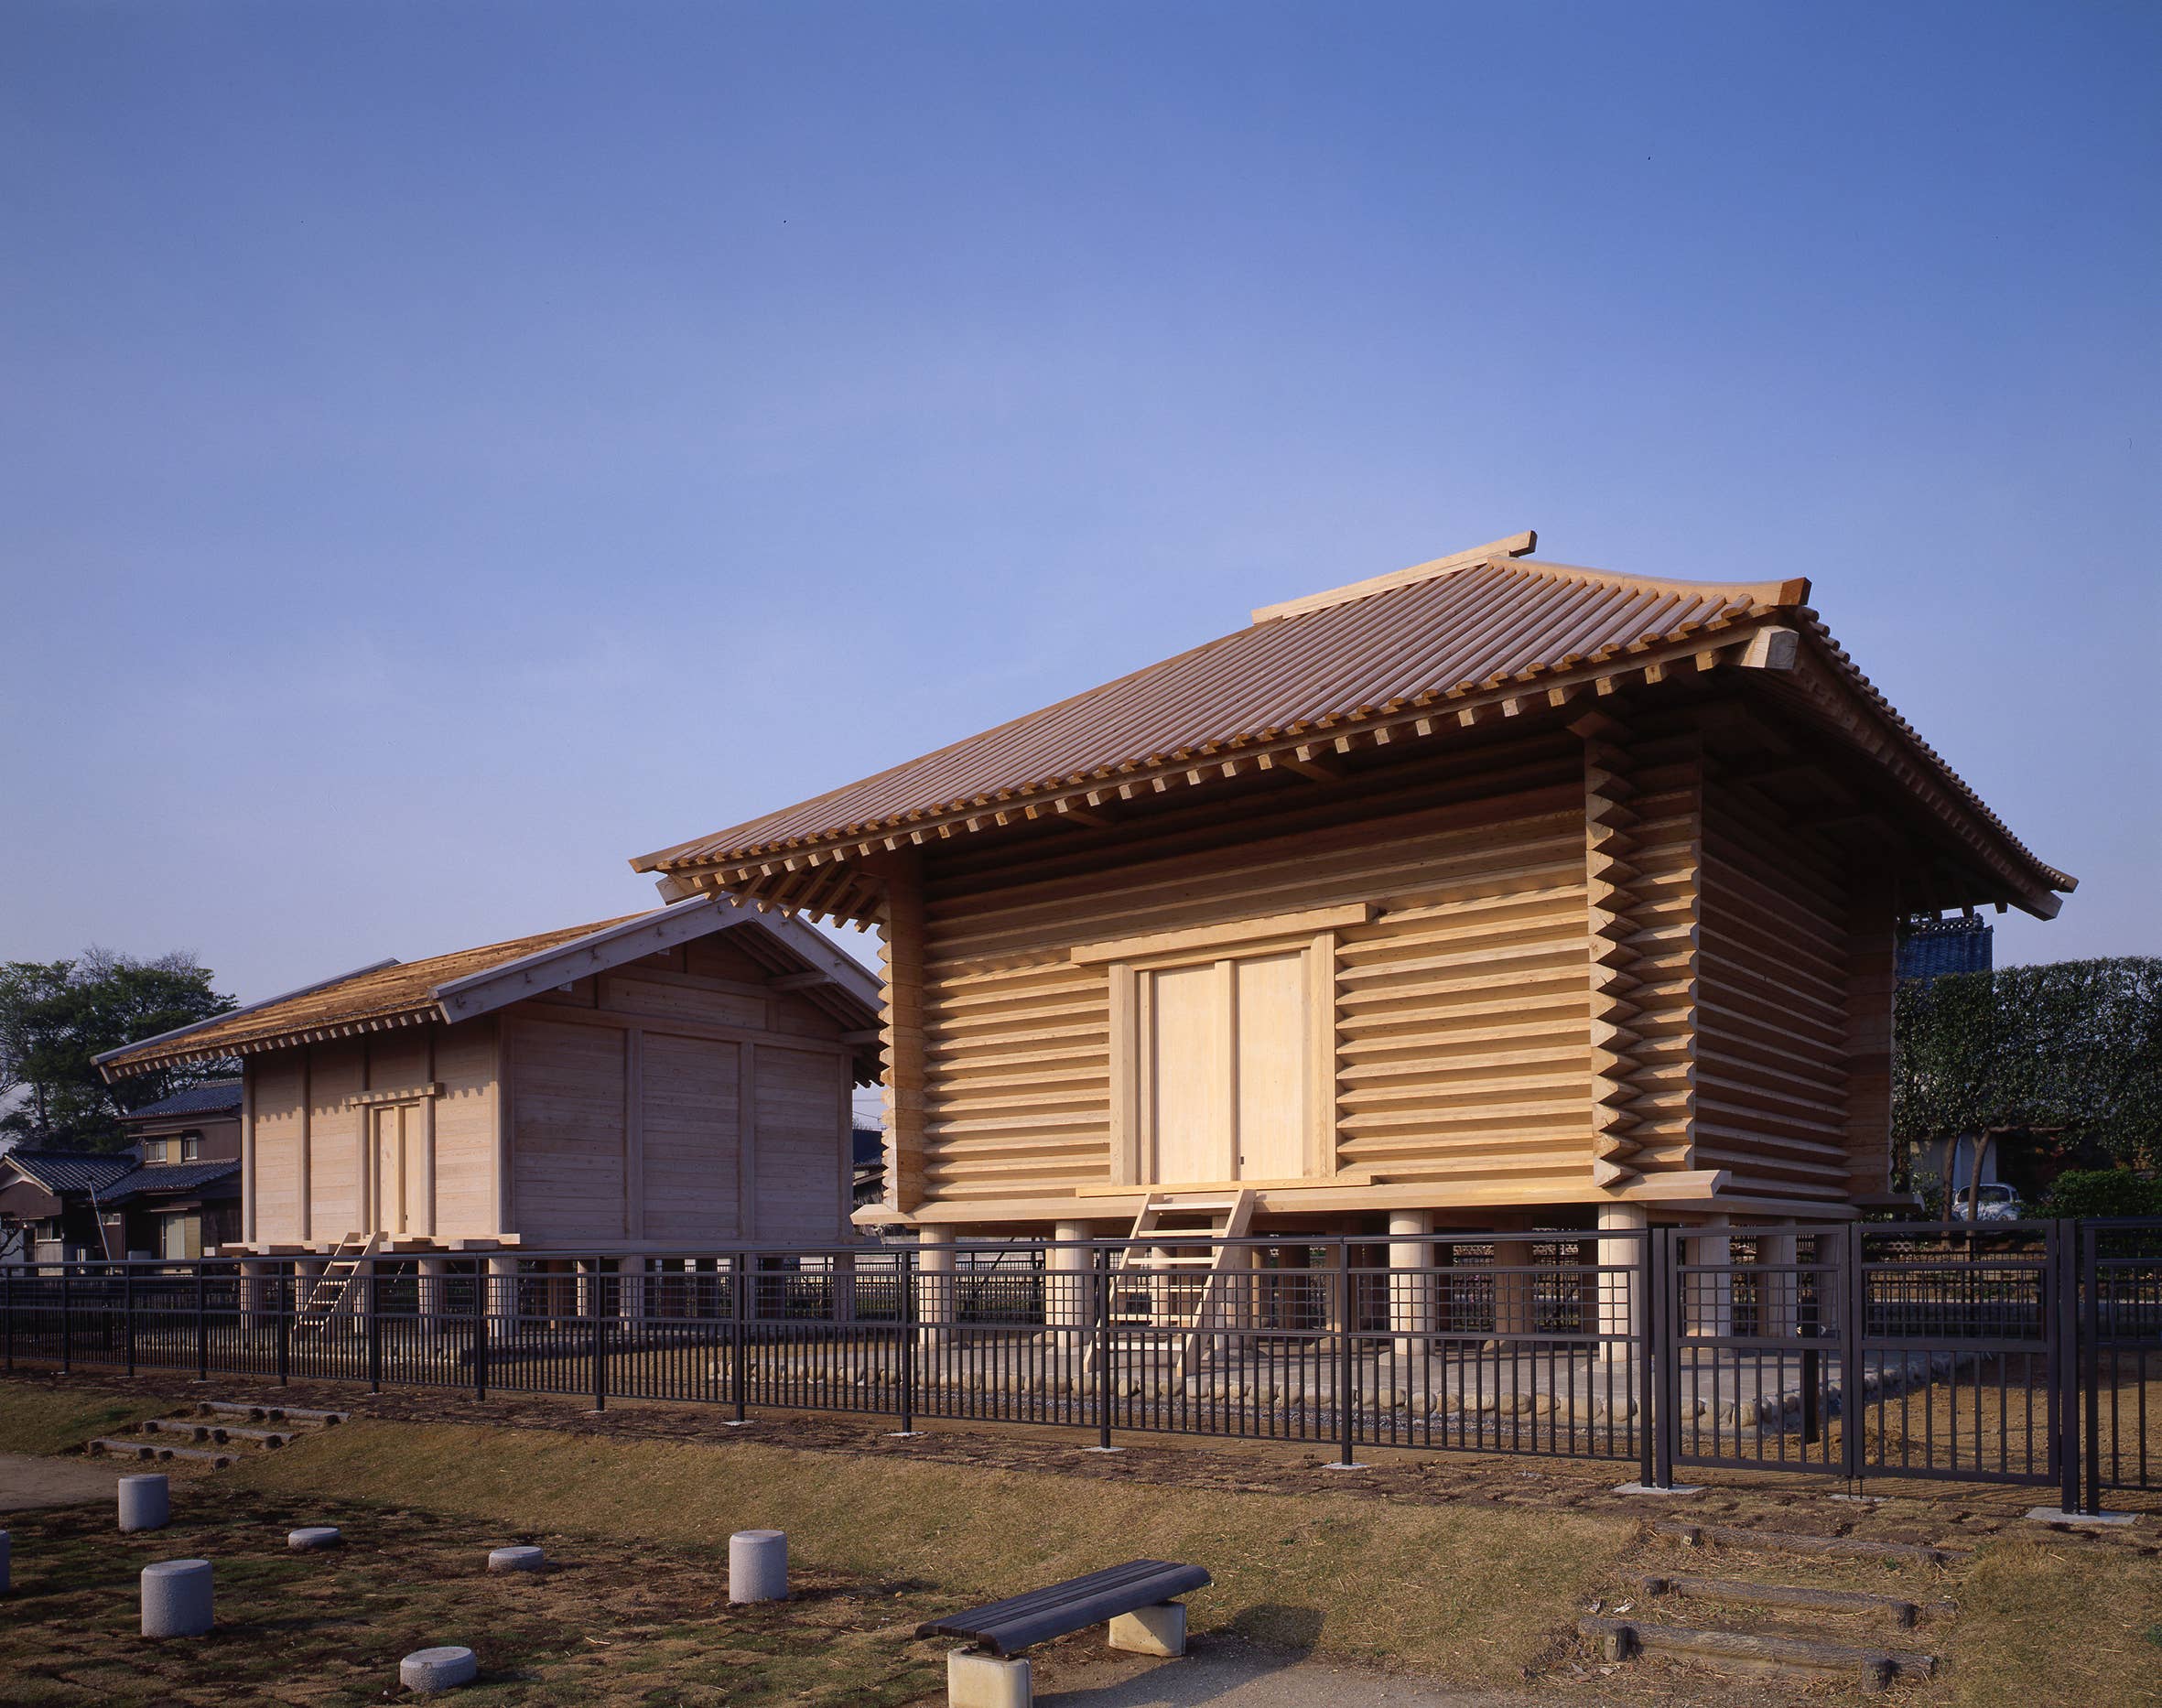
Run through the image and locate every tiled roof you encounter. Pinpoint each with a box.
[632,540,2069,911]
[636,548,1784,870]
[119,1080,243,1121]
[2,1150,139,1195]
[103,1159,242,1204]
[97,916,644,1075]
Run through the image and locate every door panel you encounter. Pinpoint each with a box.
[1148,961,1230,1184]
[1235,951,1307,1179]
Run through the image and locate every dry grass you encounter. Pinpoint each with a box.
[230,1416,1634,1679]
[1944,1531,2162,1708]
[0,1383,169,1455]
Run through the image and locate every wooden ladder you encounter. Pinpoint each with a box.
[1088,1189,1257,1382]
[292,1232,381,1333]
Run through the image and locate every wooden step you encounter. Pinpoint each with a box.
[198,1401,346,1425]
[1656,1519,1968,1567]
[1581,1616,1935,1691]
[88,1438,235,1469]
[1638,1573,1921,1628]
[142,1419,289,1446]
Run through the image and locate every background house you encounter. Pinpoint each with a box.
[96,896,882,1258]
[0,1083,242,1263]
[631,535,2073,1262]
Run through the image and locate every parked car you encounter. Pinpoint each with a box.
[1951,1183,2027,1221]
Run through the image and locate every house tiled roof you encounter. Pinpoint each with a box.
[119,1080,243,1121]
[631,541,2068,913]
[98,897,885,1080]
[2,1150,139,1195]
[103,1159,242,1204]
[96,916,645,1075]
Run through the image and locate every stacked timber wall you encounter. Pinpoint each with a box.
[909,730,1603,1215]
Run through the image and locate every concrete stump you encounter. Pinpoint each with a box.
[947,1649,1031,1708]
[1108,1601,1186,1657]
[729,1529,787,1604]
[118,1474,169,1532]
[400,1646,479,1692]
[288,1526,341,1551]
[140,1558,213,1637]
[487,1545,544,1573]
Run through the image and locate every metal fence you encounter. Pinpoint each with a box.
[3,1219,2155,1507]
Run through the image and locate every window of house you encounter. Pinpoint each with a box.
[1077,906,1361,1189]
[142,1140,168,1165]
[180,1132,200,1162]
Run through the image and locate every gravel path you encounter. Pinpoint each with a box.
[0,1450,128,1511]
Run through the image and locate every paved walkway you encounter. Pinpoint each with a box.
[919,1638,1573,1707]
[0,1450,130,1511]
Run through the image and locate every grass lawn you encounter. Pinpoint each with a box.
[0,1382,170,1454]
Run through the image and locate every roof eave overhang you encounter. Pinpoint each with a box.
[103,896,885,1081]
[637,613,1805,924]
[645,610,2070,927]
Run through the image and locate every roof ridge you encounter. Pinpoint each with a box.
[1512,557,1811,611]
[1249,531,1539,624]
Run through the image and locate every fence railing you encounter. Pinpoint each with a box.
[3,1218,2155,1506]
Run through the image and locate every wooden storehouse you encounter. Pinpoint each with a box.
[630,532,2073,1253]
[95,897,882,1257]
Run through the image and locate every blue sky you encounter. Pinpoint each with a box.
[2,0,2156,1009]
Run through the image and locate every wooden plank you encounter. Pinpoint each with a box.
[1070,903,1376,966]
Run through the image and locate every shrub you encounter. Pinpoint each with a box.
[2036,1169,2162,1219]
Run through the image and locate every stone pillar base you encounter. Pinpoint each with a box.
[948,1648,1031,1708]
[1108,1601,1187,1657]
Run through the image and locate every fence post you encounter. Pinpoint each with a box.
[730,1255,748,1422]
[195,1263,209,1381]
[1839,1221,1865,1486]
[1636,1227,1659,1488]
[471,1259,489,1402]
[59,1265,71,1375]
[276,1263,291,1388]
[1655,1227,1683,1489]
[124,1262,135,1378]
[592,1262,609,1413]
[1335,1239,1358,1468]
[1095,1243,1114,1451]
[4,1263,12,1372]
[2080,1222,2102,1517]
[366,1260,384,1393]
[899,1246,918,1435]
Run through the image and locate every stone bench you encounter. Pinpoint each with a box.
[918,1558,1210,1707]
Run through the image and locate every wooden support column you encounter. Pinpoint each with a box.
[1049,1220,1095,1330]
[872,852,929,1214]
[1492,1224,1537,1338]
[1387,1209,1434,1357]
[1596,1202,1647,1363]
[916,1225,955,1355]
[1685,1215,1733,1336]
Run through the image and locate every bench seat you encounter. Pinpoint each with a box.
[918,1559,1211,1657]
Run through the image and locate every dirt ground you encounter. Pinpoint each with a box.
[0,1450,140,1511]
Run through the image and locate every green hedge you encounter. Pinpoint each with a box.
[2036,1169,2162,1219]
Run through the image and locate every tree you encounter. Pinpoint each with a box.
[0,949,238,1151]
[1892,957,2162,1206]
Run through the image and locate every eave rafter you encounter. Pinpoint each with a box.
[652,620,1790,924]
